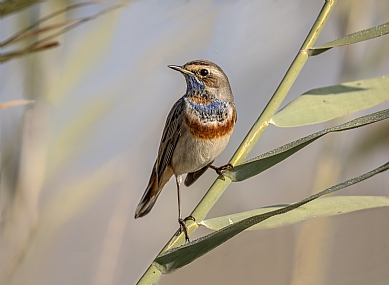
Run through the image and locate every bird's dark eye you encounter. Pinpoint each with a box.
[200,69,209,76]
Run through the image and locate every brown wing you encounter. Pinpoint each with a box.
[156,97,184,186]
[135,98,184,218]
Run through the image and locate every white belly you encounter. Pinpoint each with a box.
[171,130,231,175]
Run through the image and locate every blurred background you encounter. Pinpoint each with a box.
[1,0,389,284]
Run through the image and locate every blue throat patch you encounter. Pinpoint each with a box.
[185,97,229,123]
[184,74,230,123]
[185,74,205,91]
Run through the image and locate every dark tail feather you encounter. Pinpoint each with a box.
[135,165,174,218]
[135,170,160,218]
[184,164,211,187]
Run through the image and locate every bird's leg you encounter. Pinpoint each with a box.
[207,163,234,180]
[176,175,190,242]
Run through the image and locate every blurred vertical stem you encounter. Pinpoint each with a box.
[137,1,337,284]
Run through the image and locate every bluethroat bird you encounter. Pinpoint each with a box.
[134,60,236,241]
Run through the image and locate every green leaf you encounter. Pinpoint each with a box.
[201,196,389,231]
[154,162,389,273]
[308,21,389,56]
[227,108,389,182]
[270,76,389,128]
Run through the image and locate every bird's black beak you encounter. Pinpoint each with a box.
[168,65,194,76]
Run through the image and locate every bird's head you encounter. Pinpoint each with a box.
[168,60,233,103]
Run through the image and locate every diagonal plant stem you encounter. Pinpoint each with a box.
[137,1,338,284]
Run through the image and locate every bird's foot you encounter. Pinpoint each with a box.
[184,215,195,223]
[178,216,196,242]
[178,218,189,242]
[208,163,234,180]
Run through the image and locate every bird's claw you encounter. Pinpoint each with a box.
[178,218,190,243]
[184,215,196,223]
[217,163,234,174]
[210,163,234,180]
[178,216,196,242]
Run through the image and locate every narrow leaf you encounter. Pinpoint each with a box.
[27,4,122,50]
[5,19,81,45]
[0,3,122,63]
[0,0,39,17]
[270,76,389,127]
[308,22,389,56]
[201,196,389,231]
[0,42,59,63]
[227,109,389,182]
[154,162,389,273]
[1,3,98,46]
